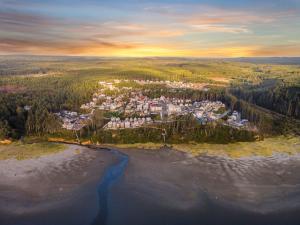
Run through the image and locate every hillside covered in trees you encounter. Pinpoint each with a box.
[0,56,299,143]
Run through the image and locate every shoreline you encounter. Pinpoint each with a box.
[102,135,300,158]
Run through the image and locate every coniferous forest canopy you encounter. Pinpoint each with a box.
[0,56,299,143]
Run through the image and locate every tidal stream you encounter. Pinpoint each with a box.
[91,149,129,225]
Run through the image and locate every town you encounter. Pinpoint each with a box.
[57,80,249,131]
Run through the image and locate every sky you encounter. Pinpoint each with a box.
[0,0,300,57]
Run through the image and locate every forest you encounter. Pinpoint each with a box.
[0,56,299,143]
[230,79,300,119]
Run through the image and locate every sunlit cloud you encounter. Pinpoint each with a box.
[248,44,300,57]
[0,37,138,55]
[0,1,299,57]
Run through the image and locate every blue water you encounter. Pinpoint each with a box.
[91,149,129,225]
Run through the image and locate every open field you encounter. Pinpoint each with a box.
[0,142,66,160]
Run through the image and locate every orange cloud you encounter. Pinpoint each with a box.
[247,45,300,57]
[0,38,138,55]
[1,37,299,57]
[1,6,299,57]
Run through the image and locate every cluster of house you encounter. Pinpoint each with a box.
[134,79,209,90]
[103,117,153,130]
[88,94,125,111]
[81,81,126,111]
[55,111,91,131]
[192,101,249,127]
[80,79,210,113]
[124,92,194,117]
[58,79,249,131]
[193,101,227,124]
[226,111,249,128]
[101,98,249,130]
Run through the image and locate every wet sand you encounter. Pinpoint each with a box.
[107,148,300,225]
[0,145,119,225]
[0,145,300,225]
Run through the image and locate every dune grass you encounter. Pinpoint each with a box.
[0,142,67,160]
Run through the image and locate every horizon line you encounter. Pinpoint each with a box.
[1,54,300,59]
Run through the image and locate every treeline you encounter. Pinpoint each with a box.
[230,82,300,119]
[224,92,300,136]
[0,73,99,138]
[0,68,51,76]
[84,117,257,144]
[0,95,26,138]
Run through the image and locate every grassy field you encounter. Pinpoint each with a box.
[0,142,67,160]
[111,136,300,158]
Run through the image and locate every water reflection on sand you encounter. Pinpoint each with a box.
[0,146,300,225]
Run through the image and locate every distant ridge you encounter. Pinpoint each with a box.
[224,57,300,65]
[0,55,300,65]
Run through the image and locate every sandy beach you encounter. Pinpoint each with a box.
[0,144,118,225]
[107,148,300,225]
[0,145,300,225]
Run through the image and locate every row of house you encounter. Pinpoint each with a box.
[104,117,153,130]
[124,93,195,117]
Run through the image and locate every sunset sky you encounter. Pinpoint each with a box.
[0,0,299,57]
